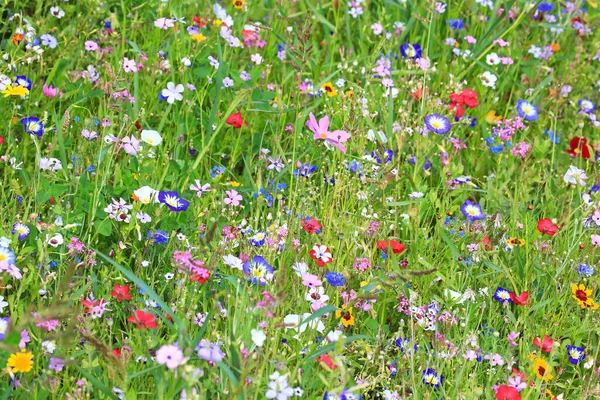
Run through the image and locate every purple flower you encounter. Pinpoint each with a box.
[400,43,422,59]
[424,114,451,135]
[20,117,44,137]
[49,357,65,372]
[19,329,30,348]
[460,199,485,221]
[493,287,512,303]
[196,340,225,363]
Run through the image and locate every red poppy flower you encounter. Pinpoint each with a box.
[302,217,322,234]
[537,218,559,236]
[566,137,593,159]
[449,89,478,118]
[111,284,132,301]
[226,112,248,128]
[193,16,207,28]
[190,272,211,284]
[409,88,425,101]
[377,239,406,254]
[533,335,554,353]
[495,385,521,400]
[316,354,338,370]
[127,310,158,329]
[509,291,530,306]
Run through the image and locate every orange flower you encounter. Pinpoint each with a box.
[11,34,24,45]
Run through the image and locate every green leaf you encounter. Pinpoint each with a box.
[72,366,120,400]
[94,219,112,237]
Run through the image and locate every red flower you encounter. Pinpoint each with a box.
[533,335,554,353]
[316,354,338,370]
[537,218,559,236]
[377,239,406,254]
[566,137,593,159]
[449,89,479,118]
[190,271,211,284]
[481,236,493,250]
[509,291,530,306]
[111,284,132,301]
[127,310,158,329]
[409,88,425,101]
[226,112,248,128]
[495,385,521,400]
[302,217,322,234]
[81,298,99,313]
[0,136,4,144]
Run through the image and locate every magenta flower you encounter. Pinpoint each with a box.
[42,84,60,98]
[306,112,350,153]
[224,190,242,206]
[19,329,30,348]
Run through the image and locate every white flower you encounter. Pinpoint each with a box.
[208,55,220,69]
[251,329,267,347]
[50,6,65,18]
[222,77,234,88]
[480,71,497,88]
[409,191,424,199]
[291,262,309,277]
[164,273,174,280]
[132,186,159,204]
[304,287,330,305]
[161,82,184,104]
[282,313,325,338]
[181,57,192,67]
[486,52,500,65]
[250,53,263,65]
[0,296,7,313]
[564,165,588,186]
[223,254,243,270]
[42,340,56,354]
[39,157,63,172]
[0,237,12,247]
[141,130,163,146]
[46,233,64,247]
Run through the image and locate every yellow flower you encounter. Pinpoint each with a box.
[230,181,241,187]
[6,350,33,373]
[345,90,354,98]
[360,281,381,293]
[571,283,599,309]
[485,110,502,124]
[532,358,553,382]
[191,34,207,43]
[321,82,337,97]
[588,0,597,7]
[335,305,355,327]
[233,0,245,9]
[1,84,29,98]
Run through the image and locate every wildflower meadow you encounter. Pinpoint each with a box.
[2,0,600,399]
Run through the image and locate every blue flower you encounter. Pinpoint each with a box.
[371,149,394,164]
[15,75,32,90]
[147,229,169,245]
[11,222,30,241]
[0,317,9,341]
[400,43,422,59]
[20,117,44,137]
[578,99,596,114]
[293,163,318,177]
[424,114,451,134]
[41,34,58,48]
[543,129,561,144]
[158,191,189,212]
[516,99,539,121]
[538,2,554,12]
[0,246,16,264]
[422,368,444,387]
[493,287,512,303]
[566,345,585,364]
[324,272,346,287]
[248,232,266,247]
[447,19,465,30]
[242,256,274,285]
[577,264,594,277]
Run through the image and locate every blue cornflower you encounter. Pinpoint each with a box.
[347,160,364,174]
[324,272,346,287]
[447,19,465,30]
[577,264,594,277]
[147,229,169,245]
[543,129,561,144]
[210,166,226,178]
[538,2,553,12]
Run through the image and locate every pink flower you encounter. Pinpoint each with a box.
[463,350,478,361]
[507,331,520,346]
[123,57,138,73]
[592,234,600,246]
[120,136,140,156]
[155,344,186,369]
[302,274,322,288]
[42,84,60,98]
[224,190,242,206]
[154,18,175,29]
[85,40,99,51]
[464,35,477,44]
[305,112,350,153]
